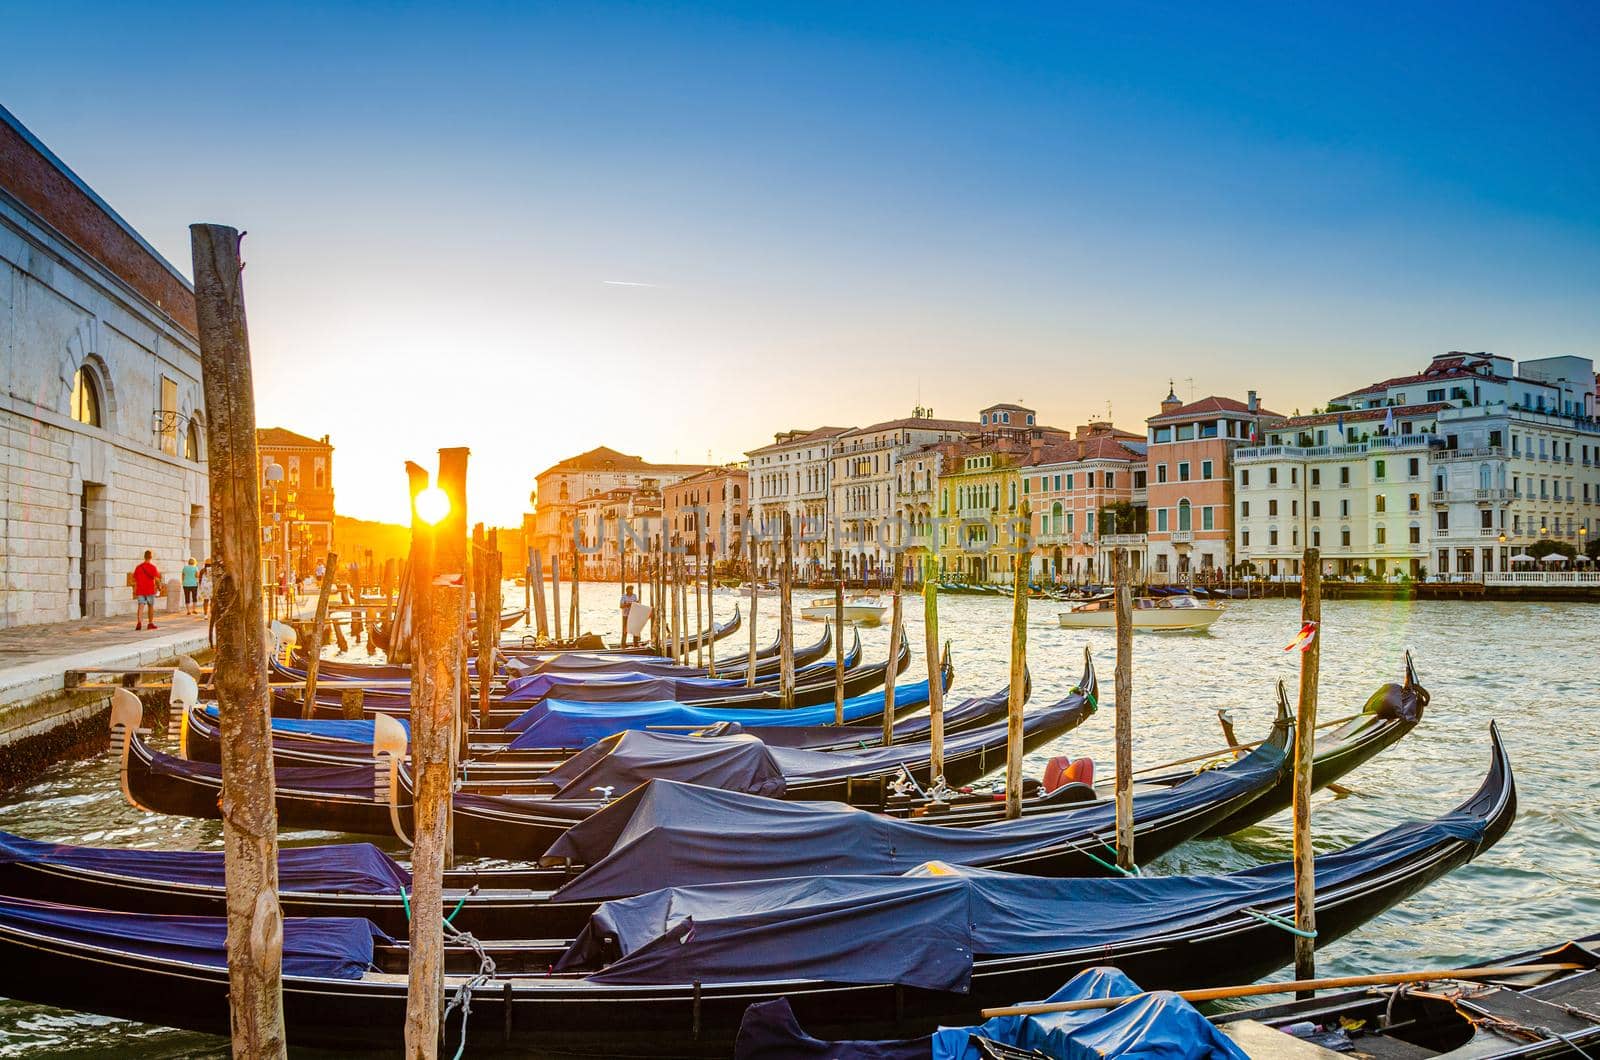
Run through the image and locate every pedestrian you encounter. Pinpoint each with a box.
[619,583,638,645]
[132,550,161,631]
[199,557,216,616]
[181,557,200,615]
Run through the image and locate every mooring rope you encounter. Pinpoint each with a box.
[443,919,497,1060]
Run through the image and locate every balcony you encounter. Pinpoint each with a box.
[1475,488,1512,503]
[1100,533,1148,547]
[1433,445,1505,462]
[1169,530,1194,544]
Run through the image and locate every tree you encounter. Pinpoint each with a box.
[1529,538,1577,560]
[1586,536,1600,563]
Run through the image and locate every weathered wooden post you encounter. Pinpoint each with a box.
[881,558,903,746]
[189,222,286,1058]
[779,514,795,708]
[403,449,468,1057]
[1113,547,1135,872]
[833,549,846,724]
[1294,547,1322,990]
[300,549,339,719]
[745,519,759,687]
[705,540,717,676]
[569,519,581,639]
[923,552,944,780]
[529,548,548,638]
[476,529,500,728]
[618,518,628,647]
[550,550,563,643]
[1005,503,1030,820]
[694,524,705,668]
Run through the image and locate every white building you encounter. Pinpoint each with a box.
[1234,405,1445,579]
[1,105,209,627]
[530,447,706,568]
[1235,351,1600,580]
[1429,403,1600,577]
[829,409,977,579]
[746,426,850,578]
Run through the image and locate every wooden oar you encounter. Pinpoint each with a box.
[979,962,1586,1017]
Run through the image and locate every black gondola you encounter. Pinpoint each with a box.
[0,727,1515,1056]
[1142,650,1427,836]
[0,695,1277,940]
[119,672,1090,860]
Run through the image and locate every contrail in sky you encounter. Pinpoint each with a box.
[602,280,660,287]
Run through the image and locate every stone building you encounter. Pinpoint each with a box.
[661,464,750,571]
[746,426,850,578]
[1,105,208,627]
[256,428,334,582]
[531,446,706,572]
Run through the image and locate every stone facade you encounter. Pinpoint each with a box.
[1,106,208,628]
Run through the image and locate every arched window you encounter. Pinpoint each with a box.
[70,367,101,427]
[1178,499,1192,532]
[1051,501,1064,535]
[185,421,200,461]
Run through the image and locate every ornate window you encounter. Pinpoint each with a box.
[185,421,200,460]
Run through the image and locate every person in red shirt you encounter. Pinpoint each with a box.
[133,550,161,631]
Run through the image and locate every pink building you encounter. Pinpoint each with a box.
[662,464,750,569]
[1025,423,1147,582]
[1144,388,1282,582]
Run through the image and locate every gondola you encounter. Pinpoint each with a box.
[1212,933,1600,1057]
[500,605,742,656]
[269,621,834,706]
[0,728,1515,1055]
[0,704,1279,942]
[118,675,1092,859]
[1141,650,1427,836]
[185,646,957,767]
[274,625,896,722]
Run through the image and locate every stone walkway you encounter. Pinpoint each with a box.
[0,610,214,708]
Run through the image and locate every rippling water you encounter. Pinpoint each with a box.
[1,585,1596,1054]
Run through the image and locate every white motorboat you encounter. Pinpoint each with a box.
[1057,593,1225,631]
[799,596,888,626]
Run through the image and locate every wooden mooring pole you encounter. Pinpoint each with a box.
[1294,547,1322,991]
[745,519,759,688]
[550,550,563,643]
[1005,503,1030,819]
[705,540,716,676]
[1114,547,1135,872]
[833,549,845,724]
[694,525,705,668]
[881,558,903,746]
[403,450,468,1057]
[779,515,795,708]
[189,222,286,1058]
[301,549,338,718]
[923,552,944,782]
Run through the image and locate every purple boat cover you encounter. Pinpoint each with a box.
[147,744,377,798]
[0,831,410,894]
[539,731,788,800]
[0,895,388,979]
[545,723,1284,898]
[559,808,1489,992]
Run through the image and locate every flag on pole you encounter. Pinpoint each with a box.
[1383,406,1396,435]
[1336,413,1345,438]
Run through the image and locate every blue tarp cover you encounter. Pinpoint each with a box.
[560,809,1488,992]
[546,726,1283,898]
[734,968,1248,1059]
[505,672,940,746]
[541,733,789,800]
[743,684,1011,749]
[0,895,388,980]
[0,832,410,894]
[203,705,409,745]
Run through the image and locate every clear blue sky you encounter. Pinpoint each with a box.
[7,1,1598,522]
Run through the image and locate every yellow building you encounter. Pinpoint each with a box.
[935,442,1030,583]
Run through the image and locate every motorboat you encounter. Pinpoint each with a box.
[799,595,888,625]
[1058,592,1224,631]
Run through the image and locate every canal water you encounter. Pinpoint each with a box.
[0,588,1596,1055]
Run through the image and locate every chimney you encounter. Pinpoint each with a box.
[1247,390,1259,412]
